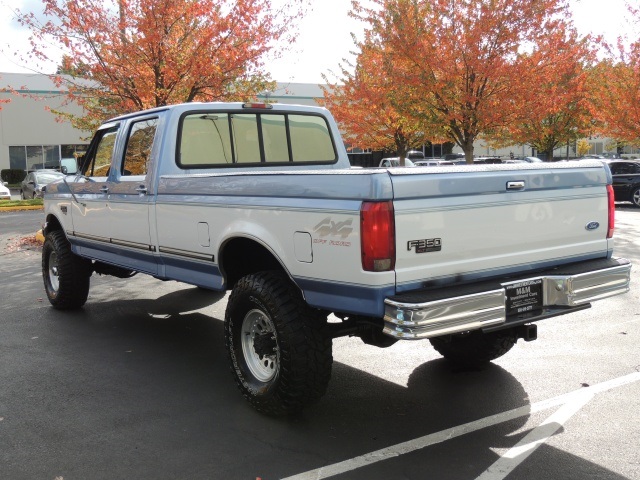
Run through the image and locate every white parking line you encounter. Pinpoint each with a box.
[475,391,594,480]
[282,372,640,480]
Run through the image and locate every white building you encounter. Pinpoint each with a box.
[0,73,88,172]
[0,74,329,173]
[1,72,637,173]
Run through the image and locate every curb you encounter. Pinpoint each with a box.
[0,205,44,212]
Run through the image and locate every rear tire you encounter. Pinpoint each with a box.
[429,329,517,367]
[225,271,332,415]
[630,186,640,207]
[42,230,92,309]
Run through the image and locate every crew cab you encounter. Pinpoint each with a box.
[41,102,631,415]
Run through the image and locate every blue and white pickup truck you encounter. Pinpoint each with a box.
[42,102,631,415]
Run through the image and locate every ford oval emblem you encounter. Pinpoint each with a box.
[585,221,600,231]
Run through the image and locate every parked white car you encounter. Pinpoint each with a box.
[379,157,416,167]
[0,181,11,200]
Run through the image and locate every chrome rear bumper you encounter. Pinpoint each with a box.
[383,258,631,340]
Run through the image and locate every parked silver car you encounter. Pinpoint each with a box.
[20,170,65,199]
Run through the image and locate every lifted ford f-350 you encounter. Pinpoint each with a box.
[42,102,631,415]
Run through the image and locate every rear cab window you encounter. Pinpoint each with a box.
[177,109,337,168]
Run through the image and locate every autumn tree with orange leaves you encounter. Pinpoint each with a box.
[344,0,580,164]
[322,40,440,164]
[497,26,596,160]
[590,3,640,147]
[15,0,305,131]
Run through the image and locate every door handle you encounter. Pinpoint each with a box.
[135,185,148,195]
[507,181,525,190]
[100,185,109,194]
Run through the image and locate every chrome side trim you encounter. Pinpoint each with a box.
[111,238,155,251]
[72,232,105,243]
[70,232,214,262]
[384,262,631,340]
[71,232,156,252]
[159,246,215,262]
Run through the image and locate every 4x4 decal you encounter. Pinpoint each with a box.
[313,218,353,239]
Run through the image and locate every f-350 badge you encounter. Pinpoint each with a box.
[408,238,442,253]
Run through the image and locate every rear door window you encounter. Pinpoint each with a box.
[122,118,158,176]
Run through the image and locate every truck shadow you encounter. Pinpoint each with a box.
[9,279,631,480]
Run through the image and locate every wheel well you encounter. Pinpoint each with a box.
[44,214,64,235]
[220,237,285,288]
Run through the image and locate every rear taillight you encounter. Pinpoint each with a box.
[361,201,395,272]
[607,184,615,238]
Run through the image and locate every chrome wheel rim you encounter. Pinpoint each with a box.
[48,250,60,292]
[241,309,278,382]
[633,190,640,206]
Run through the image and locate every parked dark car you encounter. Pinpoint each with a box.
[607,160,640,207]
[474,156,503,164]
[20,170,65,199]
[406,150,425,160]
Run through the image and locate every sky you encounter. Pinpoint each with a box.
[0,0,635,84]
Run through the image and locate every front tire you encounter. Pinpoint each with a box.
[224,271,332,415]
[42,230,92,309]
[429,329,518,367]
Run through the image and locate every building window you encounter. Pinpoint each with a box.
[7,144,87,172]
[591,142,604,155]
[346,146,372,154]
[44,145,60,168]
[9,146,26,170]
[26,146,44,171]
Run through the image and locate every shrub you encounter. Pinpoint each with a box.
[1,169,26,184]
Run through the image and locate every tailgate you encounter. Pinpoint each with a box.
[391,161,612,292]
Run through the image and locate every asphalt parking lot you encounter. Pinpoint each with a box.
[0,208,639,480]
